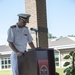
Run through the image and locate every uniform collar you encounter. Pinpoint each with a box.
[16,23,27,34]
[16,23,25,31]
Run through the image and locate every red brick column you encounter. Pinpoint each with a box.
[25,0,48,48]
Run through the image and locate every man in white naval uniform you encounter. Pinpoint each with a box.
[7,13,35,75]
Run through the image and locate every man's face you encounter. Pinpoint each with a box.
[21,17,29,23]
[19,17,29,26]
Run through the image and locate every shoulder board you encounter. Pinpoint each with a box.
[10,25,16,28]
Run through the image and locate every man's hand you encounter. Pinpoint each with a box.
[17,52,24,57]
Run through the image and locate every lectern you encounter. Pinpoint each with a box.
[18,48,55,75]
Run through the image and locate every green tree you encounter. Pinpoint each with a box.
[48,33,57,39]
[63,51,75,75]
[68,35,75,37]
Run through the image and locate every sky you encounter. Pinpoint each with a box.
[0,0,75,45]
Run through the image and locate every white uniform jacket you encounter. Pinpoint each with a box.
[7,24,33,52]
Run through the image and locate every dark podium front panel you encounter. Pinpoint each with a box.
[18,48,55,75]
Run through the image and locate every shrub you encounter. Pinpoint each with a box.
[63,51,75,75]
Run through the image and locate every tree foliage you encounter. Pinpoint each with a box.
[63,51,75,75]
[48,33,57,39]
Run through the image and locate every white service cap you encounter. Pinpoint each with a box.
[17,13,31,18]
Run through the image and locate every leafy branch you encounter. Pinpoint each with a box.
[63,51,75,75]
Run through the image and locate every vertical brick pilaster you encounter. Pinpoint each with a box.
[25,0,48,48]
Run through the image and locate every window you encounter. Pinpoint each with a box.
[1,57,11,69]
[54,53,59,66]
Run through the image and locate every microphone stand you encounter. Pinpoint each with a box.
[30,28,38,48]
[35,30,38,48]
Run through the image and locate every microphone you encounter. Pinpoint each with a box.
[30,28,38,32]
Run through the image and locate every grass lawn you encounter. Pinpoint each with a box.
[0,68,65,75]
[0,70,12,75]
[56,68,65,75]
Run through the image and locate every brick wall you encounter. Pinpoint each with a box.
[25,0,48,48]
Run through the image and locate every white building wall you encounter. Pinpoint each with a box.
[0,58,1,70]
